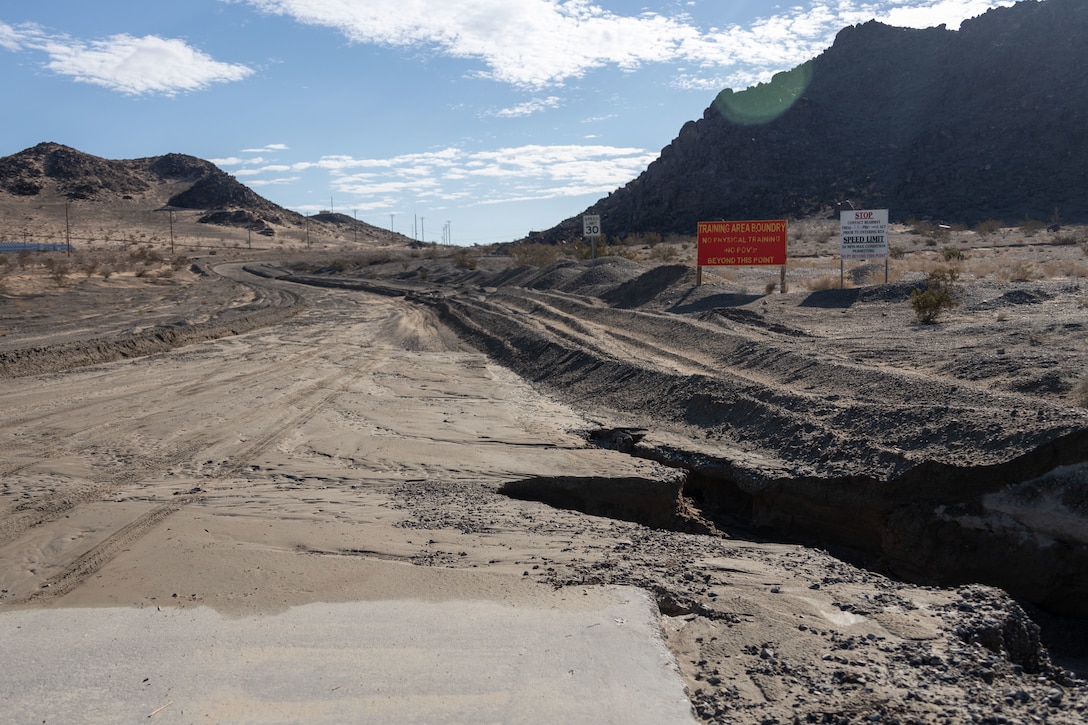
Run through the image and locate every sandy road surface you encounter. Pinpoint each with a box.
[0,264,695,722]
[1,262,1085,723]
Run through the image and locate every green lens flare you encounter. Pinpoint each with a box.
[713,60,814,126]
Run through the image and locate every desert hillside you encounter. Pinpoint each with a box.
[537,0,1088,242]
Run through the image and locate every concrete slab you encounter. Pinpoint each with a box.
[2,587,694,724]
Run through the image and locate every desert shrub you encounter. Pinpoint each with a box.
[510,243,559,266]
[1019,219,1046,237]
[47,259,70,286]
[625,231,661,246]
[889,246,905,260]
[764,280,777,294]
[803,274,842,291]
[941,247,967,262]
[998,261,1041,283]
[910,267,962,324]
[974,219,1002,237]
[598,242,639,261]
[452,247,478,270]
[910,220,950,243]
[649,244,678,263]
[1051,232,1084,246]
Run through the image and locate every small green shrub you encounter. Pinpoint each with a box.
[911,268,962,324]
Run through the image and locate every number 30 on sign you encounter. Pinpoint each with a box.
[583,214,601,238]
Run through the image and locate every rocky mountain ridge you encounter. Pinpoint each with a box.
[536,0,1088,242]
[0,142,388,240]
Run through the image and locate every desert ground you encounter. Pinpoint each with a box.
[1,217,1087,723]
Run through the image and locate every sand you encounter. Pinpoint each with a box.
[1,245,1086,723]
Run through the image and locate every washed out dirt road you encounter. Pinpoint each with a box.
[1,259,1086,723]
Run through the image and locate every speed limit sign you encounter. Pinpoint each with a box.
[583,214,601,238]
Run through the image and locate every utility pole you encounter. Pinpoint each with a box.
[65,200,71,256]
[168,210,175,255]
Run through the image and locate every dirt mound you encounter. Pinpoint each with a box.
[601,264,693,308]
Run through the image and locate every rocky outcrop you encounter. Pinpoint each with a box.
[0,142,306,232]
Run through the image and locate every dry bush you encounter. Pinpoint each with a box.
[1019,219,1046,237]
[974,219,1003,237]
[1040,260,1083,278]
[997,261,1043,283]
[941,247,967,262]
[649,244,679,263]
[968,260,999,279]
[452,247,478,270]
[361,251,392,266]
[510,243,559,266]
[804,274,843,291]
[910,220,951,243]
[45,258,71,286]
[1051,231,1085,246]
[856,265,901,286]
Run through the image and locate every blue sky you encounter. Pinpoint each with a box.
[2,0,1014,245]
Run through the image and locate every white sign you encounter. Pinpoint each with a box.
[840,209,888,261]
[583,214,601,238]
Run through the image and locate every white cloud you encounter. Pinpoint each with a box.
[292,143,657,211]
[240,0,1014,90]
[248,176,302,186]
[492,96,561,118]
[242,144,290,152]
[0,23,253,95]
[0,21,24,51]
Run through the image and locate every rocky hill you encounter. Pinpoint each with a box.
[0,142,388,240]
[536,0,1088,242]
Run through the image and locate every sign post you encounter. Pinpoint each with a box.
[839,209,889,287]
[583,214,601,265]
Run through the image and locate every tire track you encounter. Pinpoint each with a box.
[12,499,189,604]
[0,434,214,548]
[2,361,371,601]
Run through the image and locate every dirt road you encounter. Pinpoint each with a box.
[1,261,1085,723]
